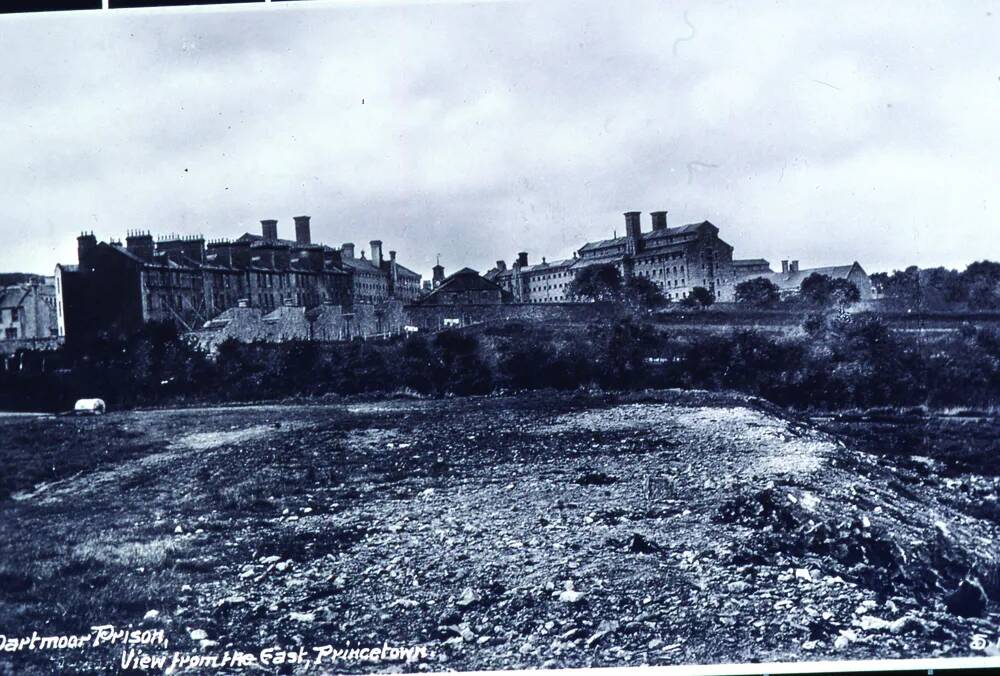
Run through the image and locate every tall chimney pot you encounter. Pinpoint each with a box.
[370,240,383,268]
[293,215,311,244]
[650,210,668,231]
[261,219,278,240]
[781,260,789,274]
[517,251,528,267]
[624,211,642,238]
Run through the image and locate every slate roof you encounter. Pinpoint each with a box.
[578,221,716,253]
[0,287,28,309]
[418,268,507,303]
[755,263,863,291]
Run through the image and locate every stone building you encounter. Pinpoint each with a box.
[0,277,59,352]
[486,210,737,303]
[415,267,510,305]
[737,260,874,300]
[732,258,773,279]
[55,216,420,343]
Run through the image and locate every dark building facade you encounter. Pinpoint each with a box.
[412,267,510,306]
[55,217,421,343]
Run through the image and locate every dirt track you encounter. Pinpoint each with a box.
[0,391,998,674]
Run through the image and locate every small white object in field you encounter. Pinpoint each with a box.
[73,398,106,415]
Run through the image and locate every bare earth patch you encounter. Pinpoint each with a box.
[0,392,997,674]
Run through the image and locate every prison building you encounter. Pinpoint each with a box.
[0,278,59,353]
[55,216,420,343]
[487,210,737,303]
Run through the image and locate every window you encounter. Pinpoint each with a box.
[10,308,18,322]
[5,328,16,339]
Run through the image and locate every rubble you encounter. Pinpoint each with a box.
[2,392,998,673]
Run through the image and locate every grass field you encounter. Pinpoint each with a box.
[0,392,998,674]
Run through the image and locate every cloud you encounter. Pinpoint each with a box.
[0,0,995,278]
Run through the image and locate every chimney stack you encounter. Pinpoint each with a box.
[781,260,789,274]
[341,242,355,259]
[293,215,311,244]
[370,240,383,268]
[624,211,642,239]
[496,260,506,272]
[77,232,97,268]
[790,260,799,273]
[650,211,668,231]
[432,262,445,287]
[517,251,528,267]
[125,230,154,261]
[261,219,278,240]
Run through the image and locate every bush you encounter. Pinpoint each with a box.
[735,277,781,307]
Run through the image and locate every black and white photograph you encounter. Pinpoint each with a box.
[0,1,998,674]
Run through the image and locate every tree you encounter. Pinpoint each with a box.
[828,278,861,305]
[622,276,667,311]
[799,273,834,305]
[734,277,780,307]
[569,264,622,302]
[968,280,1000,310]
[681,286,715,308]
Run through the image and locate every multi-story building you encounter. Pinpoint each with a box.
[0,277,59,352]
[55,216,421,343]
[486,210,737,303]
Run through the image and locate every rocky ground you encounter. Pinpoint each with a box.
[0,391,998,674]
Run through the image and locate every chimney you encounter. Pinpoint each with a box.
[517,251,528,267]
[77,232,97,268]
[125,230,154,261]
[496,260,506,272]
[389,251,398,295]
[650,211,668,231]
[207,240,233,267]
[624,211,642,239]
[182,234,205,264]
[790,260,799,273]
[370,240,383,268]
[341,242,355,259]
[261,219,278,240]
[293,215,311,244]
[781,260,789,274]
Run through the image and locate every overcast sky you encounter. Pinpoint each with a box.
[0,0,996,278]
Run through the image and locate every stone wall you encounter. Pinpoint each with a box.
[188,299,408,352]
[403,302,620,331]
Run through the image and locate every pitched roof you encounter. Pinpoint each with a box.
[339,256,381,272]
[756,263,864,291]
[0,287,29,309]
[419,267,505,302]
[520,258,574,274]
[733,258,770,267]
[578,221,716,252]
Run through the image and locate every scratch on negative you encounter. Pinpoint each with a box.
[673,10,696,57]
[687,161,719,184]
[812,80,841,91]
